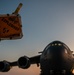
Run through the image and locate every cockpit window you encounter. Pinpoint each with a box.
[41,41,71,60]
[58,43,62,46]
[46,41,70,54]
[43,42,65,55]
[50,43,62,47]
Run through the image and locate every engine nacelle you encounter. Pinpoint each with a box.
[18,56,30,69]
[0,61,11,72]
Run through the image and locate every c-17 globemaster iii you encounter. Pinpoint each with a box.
[0,40,74,75]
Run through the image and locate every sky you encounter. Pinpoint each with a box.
[0,0,74,75]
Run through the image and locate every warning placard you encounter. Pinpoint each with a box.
[0,14,23,40]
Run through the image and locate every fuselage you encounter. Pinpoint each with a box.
[40,41,74,75]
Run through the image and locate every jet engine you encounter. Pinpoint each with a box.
[18,56,30,69]
[0,61,11,72]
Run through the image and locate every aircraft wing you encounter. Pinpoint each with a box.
[0,55,41,72]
